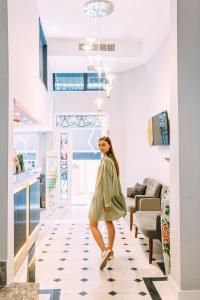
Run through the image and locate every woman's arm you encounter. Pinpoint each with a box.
[102,162,113,208]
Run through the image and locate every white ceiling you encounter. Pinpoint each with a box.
[36,0,170,72]
[14,101,38,126]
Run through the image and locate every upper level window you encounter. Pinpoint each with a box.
[54,73,84,91]
[39,20,47,89]
[53,73,106,91]
[87,73,105,90]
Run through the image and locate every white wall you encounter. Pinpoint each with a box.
[8,0,52,127]
[120,35,170,189]
[169,0,181,292]
[169,0,200,298]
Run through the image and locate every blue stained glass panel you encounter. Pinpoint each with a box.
[60,133,68,200]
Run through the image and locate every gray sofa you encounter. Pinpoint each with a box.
[126,178,162,231]
[134,186,169,264]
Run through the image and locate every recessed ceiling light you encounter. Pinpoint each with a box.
[15,112,21,116]
[84,0,114,17]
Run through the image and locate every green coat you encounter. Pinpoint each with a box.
[89,155,127,221]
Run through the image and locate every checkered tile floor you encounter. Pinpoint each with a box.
[15,199,174,300]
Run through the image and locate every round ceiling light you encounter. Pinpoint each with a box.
[84,0,114,17]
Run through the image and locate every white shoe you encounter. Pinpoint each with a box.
[101,250,114,258]
[100,249,112,270]
[101,250,114,259]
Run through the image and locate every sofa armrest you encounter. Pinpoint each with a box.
[127,187,134,197]
[139,198,161,211]
[135,195,157,211]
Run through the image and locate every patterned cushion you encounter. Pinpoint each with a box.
[143,178,162,197]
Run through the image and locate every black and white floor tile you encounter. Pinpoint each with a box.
[15,200,174,300]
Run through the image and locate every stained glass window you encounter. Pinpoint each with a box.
[60,133,68,200]
[56,115,107,129]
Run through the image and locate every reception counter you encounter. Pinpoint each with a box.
[14,169,40,273]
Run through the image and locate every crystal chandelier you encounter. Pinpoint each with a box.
[84,0,114,17]
[84,0,114,111]
[95,97,104,111]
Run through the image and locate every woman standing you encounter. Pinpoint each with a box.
[89,136,127,270]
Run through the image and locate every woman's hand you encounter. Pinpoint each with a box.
[104,206,111,213]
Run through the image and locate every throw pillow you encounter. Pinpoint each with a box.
[127,188,136,197]
[130,189,137,198]
[134,182,147,195]
[128,183,147,198]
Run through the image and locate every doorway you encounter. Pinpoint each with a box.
[55,114,108,204]
[71,127,101,205]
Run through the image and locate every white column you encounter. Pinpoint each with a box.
[0,0,14,285]
[170,0,200,299]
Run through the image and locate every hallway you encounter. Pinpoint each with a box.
[20,201,174,300]
[1,0,200,298]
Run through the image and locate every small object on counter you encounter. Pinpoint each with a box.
[13,152,25,174]
[17,153,25,172]
[13,152,21,174]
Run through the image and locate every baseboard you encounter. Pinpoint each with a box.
[168,275,200,300]
[167,276,178,299]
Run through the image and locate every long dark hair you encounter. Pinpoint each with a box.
[99,136,119,177]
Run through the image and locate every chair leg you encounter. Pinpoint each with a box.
[149,238,153,264]
[135,226,138,238]
[130,208,133,231]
